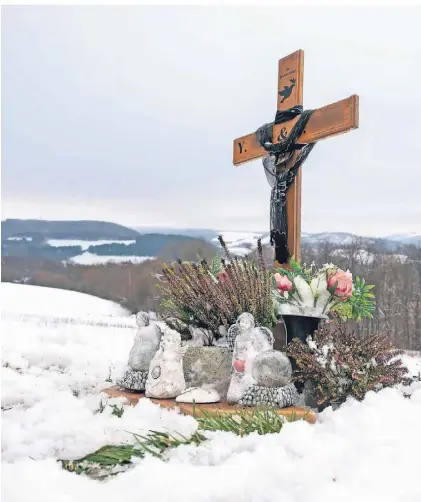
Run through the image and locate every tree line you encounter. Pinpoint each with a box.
[2,237,420,350]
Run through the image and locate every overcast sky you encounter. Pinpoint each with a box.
[2,6,421,236]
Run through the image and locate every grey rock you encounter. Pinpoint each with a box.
[128,324,162,371]
[252,350,292,388]
[183,347,231,398]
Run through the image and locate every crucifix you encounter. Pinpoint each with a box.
[233,50,359,268]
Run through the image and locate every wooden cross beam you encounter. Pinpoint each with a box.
[233,50,359,267]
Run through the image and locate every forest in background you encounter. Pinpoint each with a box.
[2,237,420,351]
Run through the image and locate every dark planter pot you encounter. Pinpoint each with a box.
[283,315,323,396]
[283,315,322,345]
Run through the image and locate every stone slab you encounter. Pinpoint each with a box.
[182,346,232,398]
[103,386,317,424]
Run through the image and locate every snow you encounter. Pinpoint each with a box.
[68,253,155,265]
[1,283,128,318]
[213,231,270,254]
[47,239,136,250]
[2,283,421,502]
[7,236,33,241]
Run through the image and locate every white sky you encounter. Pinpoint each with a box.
[2,5,421,236]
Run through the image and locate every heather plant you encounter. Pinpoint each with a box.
[286,323,410,407]
[158,236,275,337]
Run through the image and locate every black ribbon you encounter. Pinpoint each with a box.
[256,106,315,264]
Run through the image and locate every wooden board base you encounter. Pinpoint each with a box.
[103,386,317,424]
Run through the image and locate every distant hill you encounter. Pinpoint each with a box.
[86,234,216,258]
[385,233,421,246]
[2,219,140,240]
[1,219,217,262]
[132,226,218,242]
[2,220,419,262]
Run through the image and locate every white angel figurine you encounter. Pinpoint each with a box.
[226,312,274,352]
[226,313,273,404]
[145,330,188,399]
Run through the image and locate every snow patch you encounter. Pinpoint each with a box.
[7,236,33,241]
[68,253,155,265]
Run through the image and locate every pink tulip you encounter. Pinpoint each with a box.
[274,273,293,293]
[327,269,353,300]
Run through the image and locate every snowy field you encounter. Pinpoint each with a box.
[47,239,136,250]
[68,252,155,266]
[2,283,421,502]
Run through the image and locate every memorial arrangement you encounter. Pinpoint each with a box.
[113,49,407,416]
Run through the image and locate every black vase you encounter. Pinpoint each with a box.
[283,315,323,395]
[283,315,322,345]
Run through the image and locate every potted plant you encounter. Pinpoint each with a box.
[286,322,410,411]
[156,237,276,397]
[272,258,376,346]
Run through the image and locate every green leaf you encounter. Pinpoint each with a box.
[210,254,223,276]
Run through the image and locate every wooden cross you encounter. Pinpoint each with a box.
[233,50,359,267]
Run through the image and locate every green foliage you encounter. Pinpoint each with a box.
[70,444,141,466]
[330,277,375,322]
[60,406,307,477]
[196,407,289,436]
[289,256,304,276]
[210,253,223,277]
[110,404,125,418]
[350,276,376,321]
[132,430,207,458]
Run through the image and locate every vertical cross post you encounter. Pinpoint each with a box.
[276,50,304,268]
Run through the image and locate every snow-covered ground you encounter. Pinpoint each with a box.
[47,239,136,250]
[7,236,33,241]
[68,252,155,265]
[2,283,421,502]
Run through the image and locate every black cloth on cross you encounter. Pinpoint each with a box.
[255,106,315,264]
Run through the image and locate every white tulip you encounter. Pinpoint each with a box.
[311,273,332,312]
[293,275,314,307]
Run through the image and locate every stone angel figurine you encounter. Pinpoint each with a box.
[226,312,298,408]
[118,312,163,392]
[226,313,273,403]
[226,312,274,353]
[145,329,188,399]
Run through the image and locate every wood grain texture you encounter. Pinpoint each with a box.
[280,51,304,265]
[277,50,304,111]
[103,386,317,424]
[233,95,359,166]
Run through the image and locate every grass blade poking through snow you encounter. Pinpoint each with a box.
[60,406,307,477]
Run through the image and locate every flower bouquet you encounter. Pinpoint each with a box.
[272,258,375,322]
